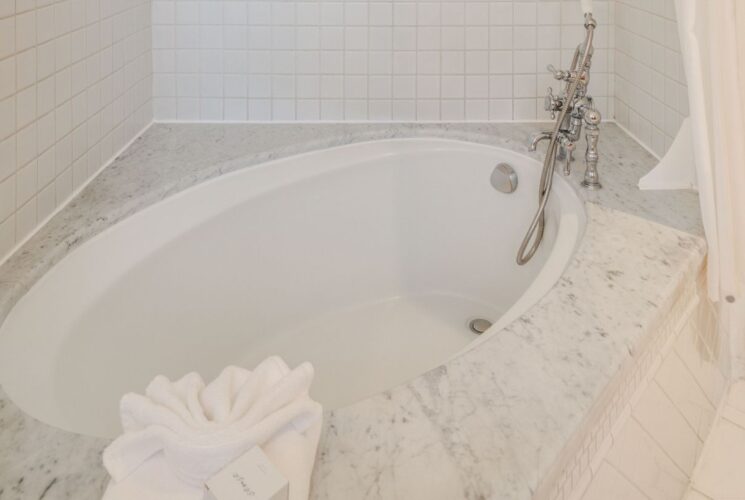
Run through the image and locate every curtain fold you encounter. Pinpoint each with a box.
[675,0,745,302]
[675,0,745,374]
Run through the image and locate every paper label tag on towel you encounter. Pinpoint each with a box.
[205,447,289,500]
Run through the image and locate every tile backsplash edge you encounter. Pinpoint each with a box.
[0,118,154,268]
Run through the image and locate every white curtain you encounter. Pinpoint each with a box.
[675,0,745,373]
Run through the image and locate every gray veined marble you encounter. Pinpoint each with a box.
[0,123,705,500]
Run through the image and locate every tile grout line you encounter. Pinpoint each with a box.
[681,380,737,499]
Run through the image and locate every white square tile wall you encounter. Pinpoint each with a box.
[0,0,153,261]
[0,1,688,262]
[151,0,613,123]
[614,0,686,157]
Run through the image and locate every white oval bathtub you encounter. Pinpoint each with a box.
[0,138,585,438]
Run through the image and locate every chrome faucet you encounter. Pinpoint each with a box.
[535,45,602,188]
[528,131,552,151]
[516,13,601,265]
[529,130,576,177]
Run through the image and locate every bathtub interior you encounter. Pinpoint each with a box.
[0,139,585,438]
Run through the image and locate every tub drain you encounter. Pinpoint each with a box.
[468,318,493,335]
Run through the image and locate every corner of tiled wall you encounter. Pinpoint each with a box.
[613,0,687,158]
[0,0,154,263]
[0,0,689,262]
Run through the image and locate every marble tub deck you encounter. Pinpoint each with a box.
[0,123,705,500]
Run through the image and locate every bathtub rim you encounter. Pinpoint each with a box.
[0,136,586,436]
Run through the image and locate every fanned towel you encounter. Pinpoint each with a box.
[102,357,323,500]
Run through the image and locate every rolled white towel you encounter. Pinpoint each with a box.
[102,357,323,500]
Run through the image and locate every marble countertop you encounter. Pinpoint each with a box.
[0,122,705,500]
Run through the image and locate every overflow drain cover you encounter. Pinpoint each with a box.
[468,318,493,335]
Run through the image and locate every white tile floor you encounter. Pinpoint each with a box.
[684,381,745,500]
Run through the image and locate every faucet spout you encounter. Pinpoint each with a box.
[528,132,552,151]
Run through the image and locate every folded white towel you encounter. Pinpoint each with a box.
[102,357,323,500]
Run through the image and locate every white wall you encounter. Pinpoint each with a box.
[150,0,613,122]
[0,0,153,261]
[613,0,687,157]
